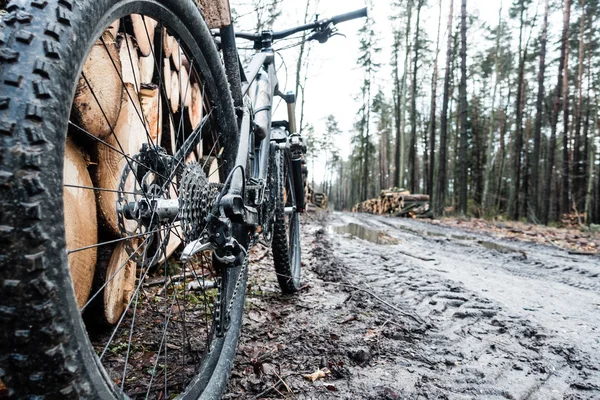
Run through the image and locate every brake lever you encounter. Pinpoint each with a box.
[307,24,343,44]
[330,32,346,40]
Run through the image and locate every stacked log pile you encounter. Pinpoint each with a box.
[305,182,315,206]
[352,188,432,218]
[65,16,212,324]
[313,192,328,209]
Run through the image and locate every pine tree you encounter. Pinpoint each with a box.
[435,0,455,216]
[458,0,468,215]
[356,0,381,200]
[529,0,549,222]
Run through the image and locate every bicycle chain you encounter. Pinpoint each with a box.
[213,233,257,335]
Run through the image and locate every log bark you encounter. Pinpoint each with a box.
[95,84,148,236]
[72,31,123,139]
[103,242,136,325]
[196,0,231,29]
[64,137,98,308]
[131,14,157,57]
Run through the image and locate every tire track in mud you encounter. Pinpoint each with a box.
[326,212,600,399]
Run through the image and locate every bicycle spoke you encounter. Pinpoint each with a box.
[120,289,139,391]
[79,235,151,312]
[63,183,139,196]
[57,11,232,397]
[67,225,170,254]
[98,213,181,361]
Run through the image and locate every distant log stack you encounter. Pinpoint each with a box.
[313,192,327,209]
[352,188,432,218]
[305,182,315,206]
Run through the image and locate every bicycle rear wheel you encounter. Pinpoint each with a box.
[0,0,246,398]
[271,149,302,293]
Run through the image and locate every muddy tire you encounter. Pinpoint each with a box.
[0,0,244,398]
[272,150,302,293]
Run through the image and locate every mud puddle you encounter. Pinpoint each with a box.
[330,223,399,245]
[226,211,600,399]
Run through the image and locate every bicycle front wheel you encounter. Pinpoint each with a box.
[0,0,246,398]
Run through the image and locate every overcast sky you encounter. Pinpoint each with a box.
[231,0,550,185]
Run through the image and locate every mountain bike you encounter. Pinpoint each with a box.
[0,1,366,398]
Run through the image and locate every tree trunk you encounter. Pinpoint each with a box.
[529,0,549,222]
[458,0,468,215]
[583,93,596,225]
[560,0,571,217]
[543,0,570,224]
[508,1,526,220]
[573,0,586,208]
[409,0,422,194]
[435,0,454,216]
[429,0,443,199]
[398,0,413,189]
[482,0,503,214]
[392,32,401,188]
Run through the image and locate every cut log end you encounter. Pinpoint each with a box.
[72,31,123,139]
[131,14,157,57]
[170,70,180,113]
[64,137,98,308]
[118,33,141,92]
[103,242,137,325]
[95,83,148,236]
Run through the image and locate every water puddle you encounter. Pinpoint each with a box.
[451,235,477,241]
[478,240,520,253]
[331,223,399,245]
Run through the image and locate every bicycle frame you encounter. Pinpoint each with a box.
[217,25,297,227]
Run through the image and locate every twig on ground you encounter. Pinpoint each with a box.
[336,282,426,326]
[252,381,283,399]
[157,277,171,296]
[273,370,294,396]
[567,250,598,256]
[541,234,565,251]
[395,248,435,262]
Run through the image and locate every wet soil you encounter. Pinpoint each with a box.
[226,211,600,399]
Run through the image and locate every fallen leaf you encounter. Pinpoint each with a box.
[303,367,331,382]
[341,315,357,324]
[364,329,379,341]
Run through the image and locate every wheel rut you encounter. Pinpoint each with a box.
[324,211,600,399]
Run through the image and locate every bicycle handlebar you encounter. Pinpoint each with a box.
[330,8,368,25]
[234,7,368,43]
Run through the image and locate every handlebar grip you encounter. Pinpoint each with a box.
[330,7,368,25]
[235,32,261,41]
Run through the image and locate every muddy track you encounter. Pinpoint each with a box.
[226,211,600,399]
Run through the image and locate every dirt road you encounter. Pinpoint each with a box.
[226,211,600,399]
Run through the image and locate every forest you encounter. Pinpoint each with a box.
[237,0,600,226]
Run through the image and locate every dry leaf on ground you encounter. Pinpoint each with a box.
[303,367,330,382]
